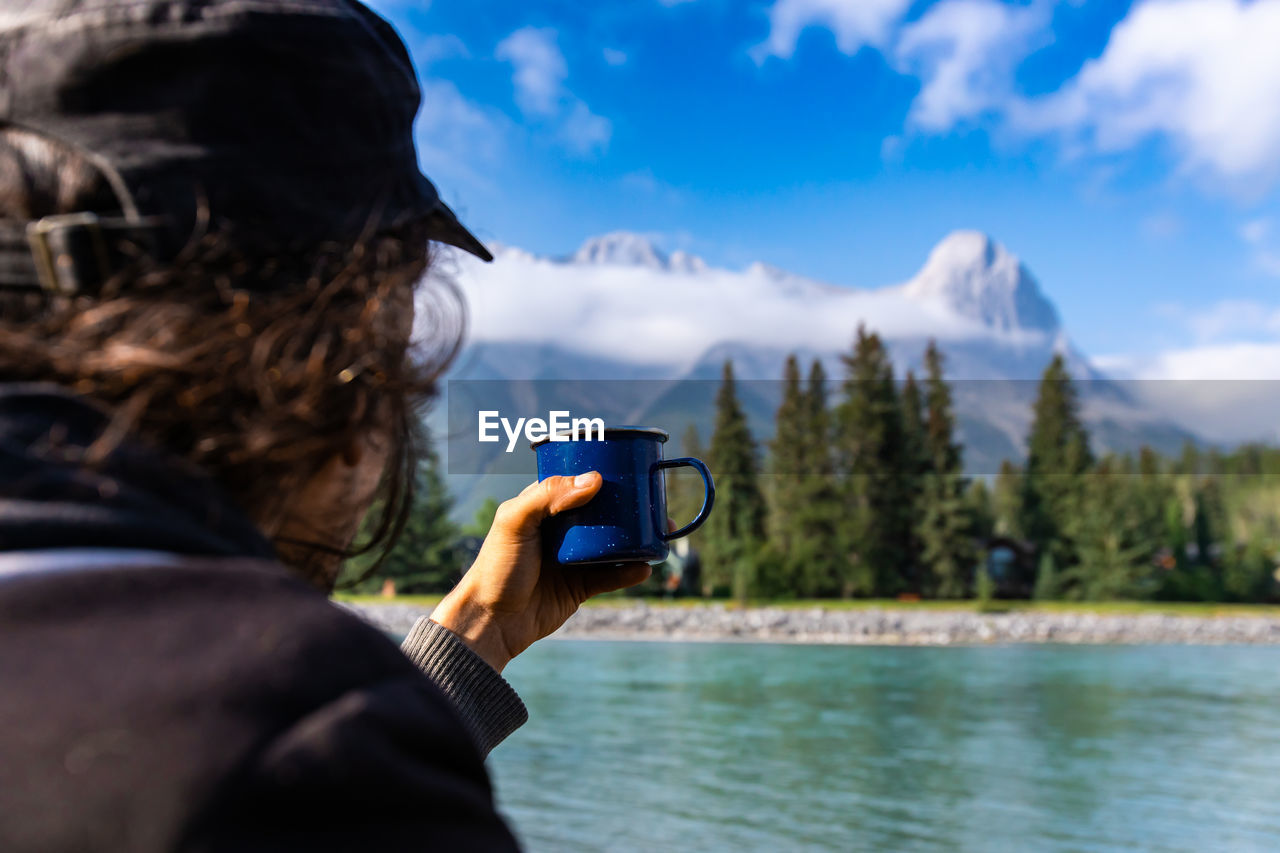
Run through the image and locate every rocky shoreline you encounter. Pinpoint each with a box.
[343,601,1280,646]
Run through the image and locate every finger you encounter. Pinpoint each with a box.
[576,562,652,599]
[667,517,676,533]
[491,471,603,537]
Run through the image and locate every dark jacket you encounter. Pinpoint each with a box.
[0,385,521,851]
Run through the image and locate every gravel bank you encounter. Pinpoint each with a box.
[343,601,1280,646]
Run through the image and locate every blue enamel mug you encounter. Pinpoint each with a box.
[531,426,715,566]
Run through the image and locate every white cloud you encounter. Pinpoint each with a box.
[619,171,662,194]
[1241,218,1270,245]
[1119,296,1280,353]
[448,245,1011,369]
[602,47,628,66]
[496,27,612,155]
[560,101,613,155]
[1097,342,1280,442]
[1240,217,1280,276]
[615,172,687,208]
[1097,291,1280,439]
[1139,211,1183,240]
[419,33,470,65]
[1185,299,1280,342]
[1110,342,1280,380]
[751,0,911,62]
[757,0,1280,192]
[496,27,567,116]
[879,134,904,163]
[1014,0,1280,190]
[415,79,509,193]
[894,0,1046,131]
[1255,251,1280,278]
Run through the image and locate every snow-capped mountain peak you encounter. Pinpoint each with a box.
[903,230,1060,335]
[668,249,707,274]
[570,231,669,269]
[567,231,713,274]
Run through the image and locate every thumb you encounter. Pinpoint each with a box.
[490,471,603,538]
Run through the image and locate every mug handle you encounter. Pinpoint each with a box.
[656,457,716,541]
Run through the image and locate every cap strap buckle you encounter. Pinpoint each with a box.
[26,213,114,295]
[23,213,169,295]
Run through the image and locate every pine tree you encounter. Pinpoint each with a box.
[1132,447,1174,563]
[804,359,833,477]
[682,423,705,458]
[1194,477,1229,565]
[1021,353,1093,588]
[992,460,1023,538]
[761,354,816,597]
[1223,535,1276,602]
[666,423,708,556]
[975,564,996,610]
[898,370,927,594]
[901,371,926,476]
[1155,492,1199,600]
[833,326,909,597]
[923,341,962,475]
[966,479,994,543]
[790,358,844,597]
[1165,492,1188,571]
[462,497,500,539]
[340,439,463,594]
[769,354,808,554]
[1124,456,1166,597]
[1176,440,1202,476]
[915,340,975,598]
[1032,551,1058,600]
[1064,455,1154,600]
[704,360,767,602]
[1189,478,1227,599]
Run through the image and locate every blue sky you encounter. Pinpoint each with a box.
[366,0,1280,371]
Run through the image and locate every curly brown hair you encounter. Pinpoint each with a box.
[0,127,465,585]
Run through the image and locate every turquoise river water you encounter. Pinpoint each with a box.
[489,641,1280,852]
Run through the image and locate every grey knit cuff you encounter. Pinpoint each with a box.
[399,616,529,758]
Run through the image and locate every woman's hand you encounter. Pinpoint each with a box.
[428,472,652,673]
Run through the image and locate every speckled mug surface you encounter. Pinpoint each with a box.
[531,426,715,566]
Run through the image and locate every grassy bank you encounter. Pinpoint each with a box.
[334,593,1280,618]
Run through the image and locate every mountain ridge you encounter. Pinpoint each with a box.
[464,228,1068,374]
[432,229,1199,519]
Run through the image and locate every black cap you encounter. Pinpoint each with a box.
[0,0,492,294]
